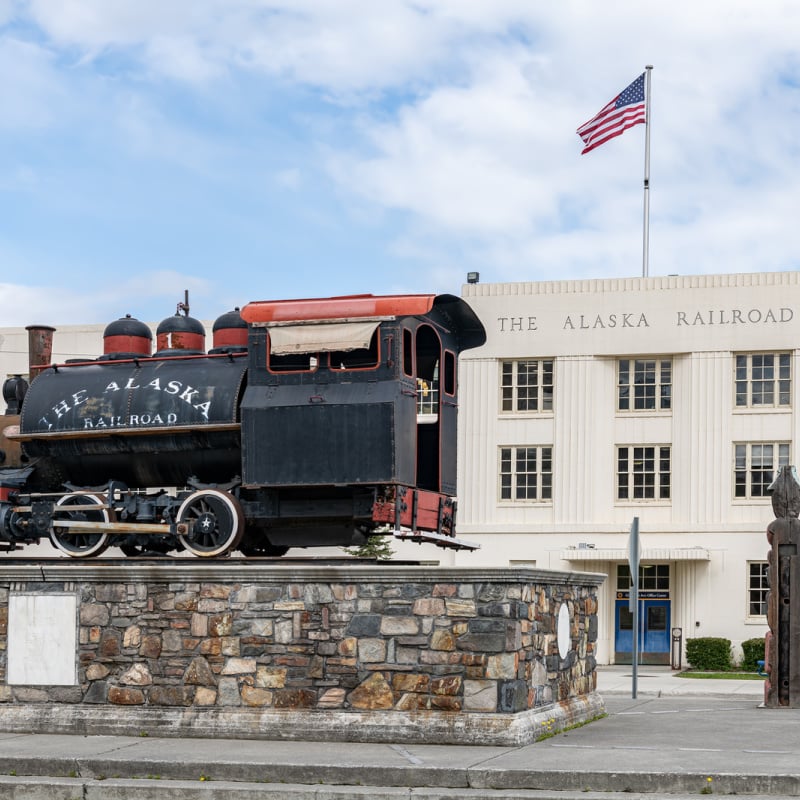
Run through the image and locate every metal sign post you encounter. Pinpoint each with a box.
[629,517,640,699]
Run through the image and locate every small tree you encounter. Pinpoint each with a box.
[343,535,394,560]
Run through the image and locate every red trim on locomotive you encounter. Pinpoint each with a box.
[241,294,437,323]
[103,335,152,356]
[155,330,205,352]
[212,328,248,348]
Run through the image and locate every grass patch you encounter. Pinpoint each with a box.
[536,713,607,742]
[677,671,763,680]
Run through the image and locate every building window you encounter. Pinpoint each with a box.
[735,353,791,408]
[734,442,790,498]
[500,360,553,413]
[617,358,672,411]
[748,562,769,617]
[617,446,671,501]
[617,564,670,590]
[499,446,553,502]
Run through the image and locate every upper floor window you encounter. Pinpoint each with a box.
[499,445,553,502]
[735,353,791,408]
[500,359,553,413]
[748,561,769,617]
[734,442,790,498]
[616,445,671,501]
[617,358,672,412]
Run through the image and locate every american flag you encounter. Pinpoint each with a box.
[577,73,646,155]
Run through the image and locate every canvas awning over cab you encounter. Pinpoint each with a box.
[266,320,381,355]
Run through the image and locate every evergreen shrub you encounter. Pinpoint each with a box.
[685,637,732,671]
[740,637,765,672]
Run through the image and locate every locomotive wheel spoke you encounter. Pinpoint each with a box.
[176,489,244,558]
[49,493,113,558]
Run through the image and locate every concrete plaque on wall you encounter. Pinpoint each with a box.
[7,593,77,686]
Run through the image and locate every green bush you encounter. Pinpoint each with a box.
[685,637,732,671]
[740,637,765,672]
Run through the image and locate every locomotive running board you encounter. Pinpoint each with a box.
[391,529,480,551]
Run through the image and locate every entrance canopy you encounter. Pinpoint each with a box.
[561,547,710,562]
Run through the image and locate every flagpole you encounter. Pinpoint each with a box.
[642,65,653,278]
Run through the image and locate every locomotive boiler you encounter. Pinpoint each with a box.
[0,292,486,558]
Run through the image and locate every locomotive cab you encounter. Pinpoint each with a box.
[239,294,485,547]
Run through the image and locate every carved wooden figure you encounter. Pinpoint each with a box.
[764,465,800,707]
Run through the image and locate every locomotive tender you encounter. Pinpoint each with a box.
[0,293,486,558]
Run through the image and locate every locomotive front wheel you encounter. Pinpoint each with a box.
[50,493,114,558]
[176,490,244,557]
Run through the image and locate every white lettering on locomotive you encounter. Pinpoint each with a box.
[83,413,179,429]
[37,377,213,430]
[102,378,210,419]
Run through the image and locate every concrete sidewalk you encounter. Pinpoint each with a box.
[597,663,766,698]
[1,668,794,800]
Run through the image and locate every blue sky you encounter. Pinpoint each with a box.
[1,1,799,326]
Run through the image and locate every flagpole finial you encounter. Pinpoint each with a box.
[646,64,653,70]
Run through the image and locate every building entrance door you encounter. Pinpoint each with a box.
[614,563,671,665]
[614,598,671,665]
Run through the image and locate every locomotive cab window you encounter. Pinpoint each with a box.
[416,325,441,420]
[403,328,414,376]
[443,350,456,396]
[267,348,319,373]
[266,321,380,373]
[328,328,380,370]
[415,324,443,492]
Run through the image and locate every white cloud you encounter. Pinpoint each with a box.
[1,0,799,329]
[0,272,216,327]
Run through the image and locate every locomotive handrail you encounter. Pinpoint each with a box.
[6,421,241,441]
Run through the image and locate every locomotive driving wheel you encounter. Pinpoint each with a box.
[176,489,244,557]
[49,493,114,558]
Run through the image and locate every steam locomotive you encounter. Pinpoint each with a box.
[0,293,486,558]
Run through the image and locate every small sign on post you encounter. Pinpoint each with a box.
[629,517,640,699]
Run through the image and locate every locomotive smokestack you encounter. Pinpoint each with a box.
[25,325,56,380]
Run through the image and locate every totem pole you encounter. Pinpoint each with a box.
[764,465,800,707]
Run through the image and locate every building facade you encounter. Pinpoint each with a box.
[446,271,799,666]
[1,272,792,665]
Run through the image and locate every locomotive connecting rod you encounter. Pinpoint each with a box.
[48,519,190,536]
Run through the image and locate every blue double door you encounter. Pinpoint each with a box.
[614,598,671,665]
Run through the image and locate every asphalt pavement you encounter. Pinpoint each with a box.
[1,666,797,800]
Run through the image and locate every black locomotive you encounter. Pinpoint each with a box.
[0,293,486,558]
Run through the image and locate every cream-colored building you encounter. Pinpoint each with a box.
[448,271,796,665]
[1,272,789,665]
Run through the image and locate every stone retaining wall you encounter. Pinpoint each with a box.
[0,563,605,745]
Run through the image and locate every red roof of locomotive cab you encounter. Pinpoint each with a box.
[240,294,438,324]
